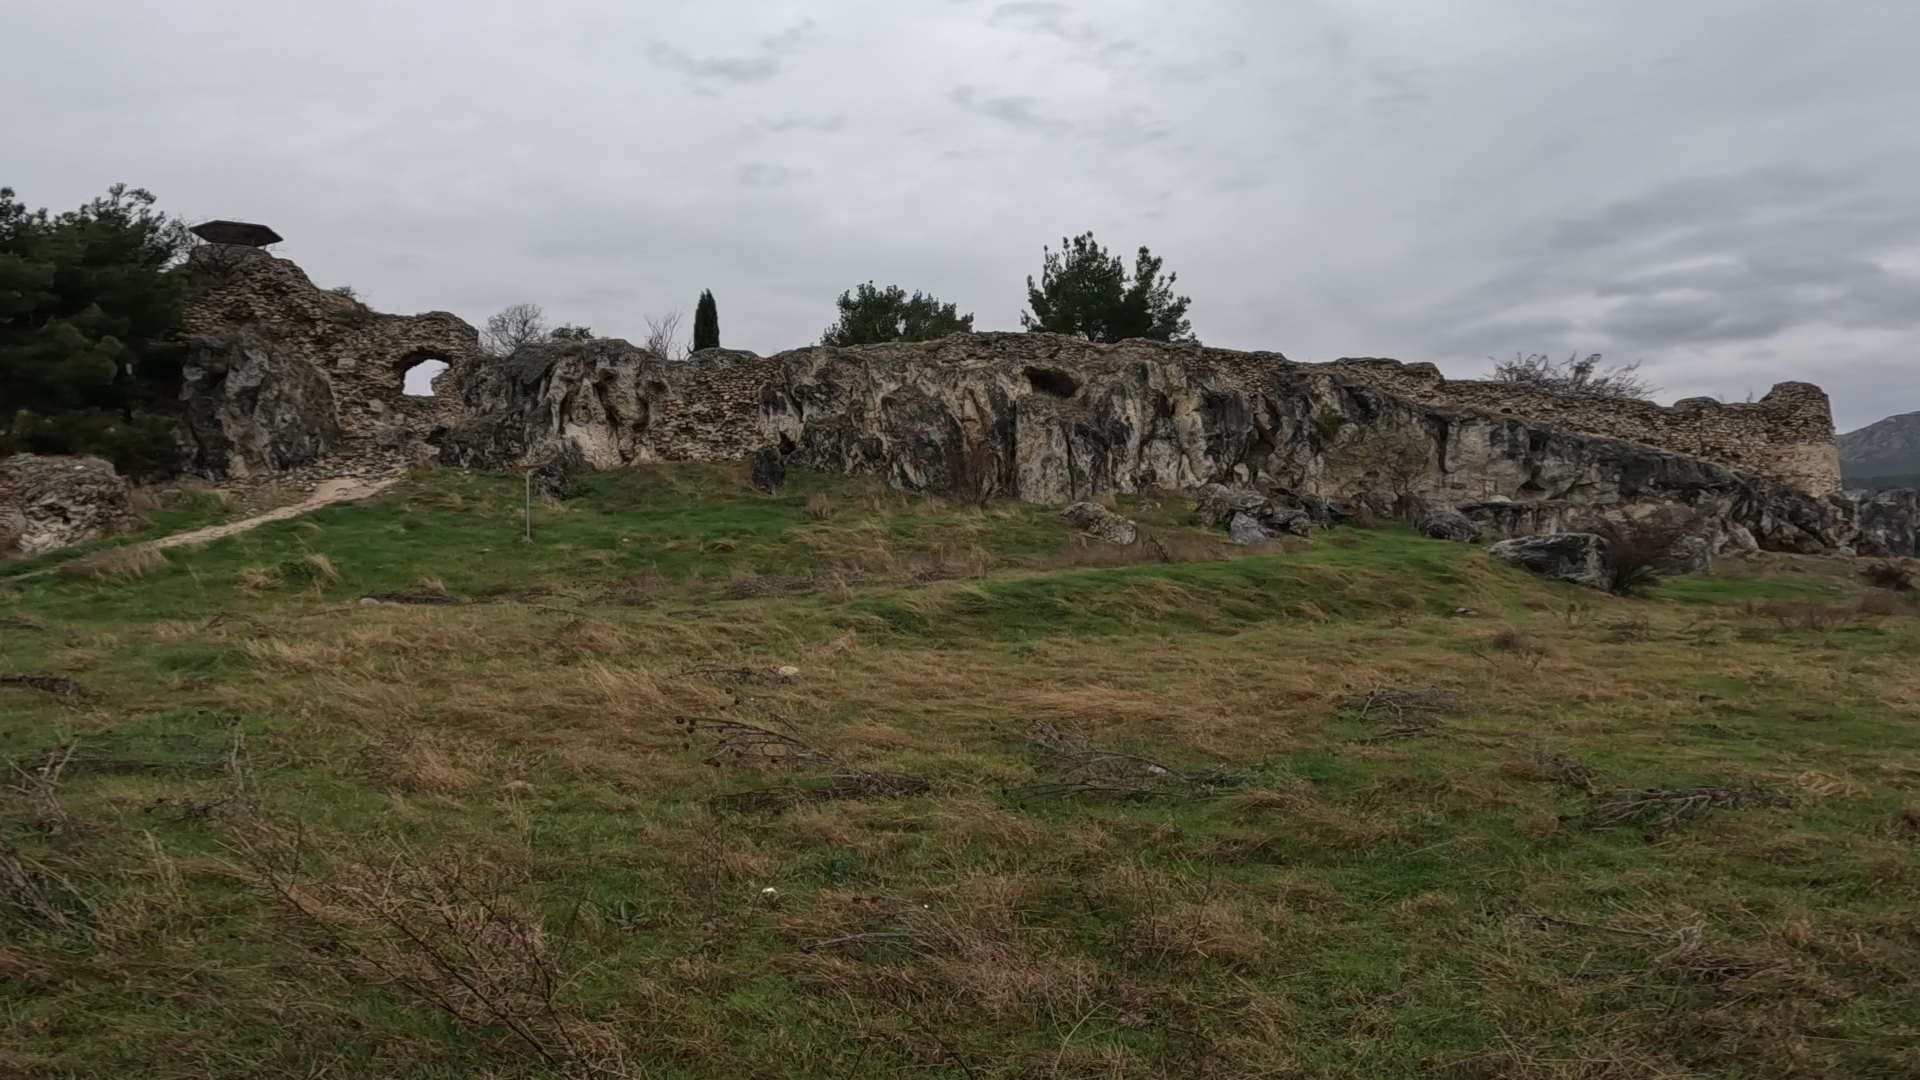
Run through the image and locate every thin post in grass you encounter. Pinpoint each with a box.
[511,465,537,543]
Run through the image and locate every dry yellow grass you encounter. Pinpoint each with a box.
[55,543,167,582]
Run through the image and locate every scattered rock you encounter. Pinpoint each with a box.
[1451,607,1482,618]
[1488,533,1612,590]
[1415,504,1483,544]
[777,665,801,680]
[358,597,381,607]
[0,454,135,557]
[1061,502,1138,545]
[1227,512,1276,545]
[751,446,787,495]
[1193,483,1312,539]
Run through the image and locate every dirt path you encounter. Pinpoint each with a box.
[152,477,401,550]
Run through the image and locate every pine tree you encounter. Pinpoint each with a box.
[820,282,973,346]
[1021,233,1194,344]
[0,185,194,476]
[692,290,720,352]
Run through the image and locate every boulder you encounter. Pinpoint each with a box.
[1488,533,1611,590]
[0,454,135,557]
[1416,504,1483,543]
[1192,483,1312,538]
[178,335,341,477]
[1061,501,1138,545]
[1228,512,1275,545]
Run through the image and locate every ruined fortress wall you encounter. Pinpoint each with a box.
[178,246,1841,498]
[179,245,477,441]
[1322,358,1840,495]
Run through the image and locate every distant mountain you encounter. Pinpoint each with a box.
[1839,410,1920,487]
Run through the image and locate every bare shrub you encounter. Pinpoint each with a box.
[481,303,551,357]
[1582,510,1703,595]
[642,309,687,360]
[1488,351,1657,400]
[57,544,167,582]
[240,832,614,1069]
[803,493,835,521]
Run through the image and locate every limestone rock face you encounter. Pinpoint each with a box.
[1851,488,1920,558]
[443,332,1858,557]
[0,455,134,557]
[1488,533,1611,590]
[178,335,342,477]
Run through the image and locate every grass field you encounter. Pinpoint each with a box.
[3,463,1918,1078]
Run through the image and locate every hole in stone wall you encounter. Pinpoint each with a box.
[403,359,449,397]
[1024,367,1080,399]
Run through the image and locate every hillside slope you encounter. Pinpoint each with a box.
[1841,409,1920,485]
[3,464,1917,1079]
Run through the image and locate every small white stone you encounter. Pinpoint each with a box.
[777,665,800,679]
[359,597,380,606]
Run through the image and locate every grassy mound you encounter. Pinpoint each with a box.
[3,464,1917,1078]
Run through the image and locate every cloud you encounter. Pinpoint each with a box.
[649,20,816,90]
[948,86,1075,134]
[6,0,1917,431]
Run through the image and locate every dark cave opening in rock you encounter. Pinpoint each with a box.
[1024,366,1081,399]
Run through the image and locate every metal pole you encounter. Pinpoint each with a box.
[523,470,533,543]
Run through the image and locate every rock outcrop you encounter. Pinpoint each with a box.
[0,455,134,557]
[1415,504,1483,544]
[178,334,342,477]
[1488,534,1612,590]
[177,244,479,476]
[443,333,1862,557]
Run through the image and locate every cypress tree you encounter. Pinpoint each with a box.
[692,290,719,352]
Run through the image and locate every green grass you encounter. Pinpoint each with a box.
[3,463,1918,1078]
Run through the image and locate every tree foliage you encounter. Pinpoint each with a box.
[692,290,719,353]
[0,185,194,476]
[821,282,974,347]
[1021,233,1194,344]
[1488,352,1657,400]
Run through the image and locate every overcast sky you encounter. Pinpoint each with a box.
[6,0,1918,429]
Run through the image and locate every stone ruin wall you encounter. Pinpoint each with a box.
[179,244,476,460]
[1322,358,1839,496]
[177,246,1840,500]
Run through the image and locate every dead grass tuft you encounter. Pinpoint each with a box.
[803,492,835,521]
[367,731,486,796]
[56,544,167,582]
[1124,900,1269,968]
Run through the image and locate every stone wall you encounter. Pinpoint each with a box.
[178,244,477,463]
[444,332,1857,555]
[1321,358,1838,495]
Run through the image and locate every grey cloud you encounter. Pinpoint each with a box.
[948,86,1074,134]
[649,21,815,89]
[737,162,802,186]
[8,0,1918,429]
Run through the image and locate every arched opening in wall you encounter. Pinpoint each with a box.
[403,359,449,396]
